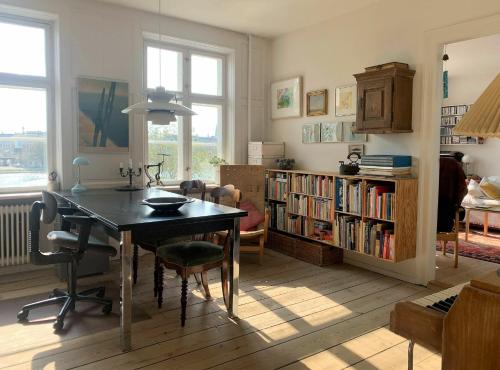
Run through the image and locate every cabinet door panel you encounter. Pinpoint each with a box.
[356,77,392,131]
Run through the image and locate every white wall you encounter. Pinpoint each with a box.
[268,0,500,284]
[443,34,500,176]
[0,0,270,190]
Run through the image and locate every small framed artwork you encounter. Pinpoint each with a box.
[306,89,328,116]
[348,144,365,156]
[302,123,321,143]
[320,122,342,143]
[335,84,357,117]
[271,77,302,119]
[342,121,367,142]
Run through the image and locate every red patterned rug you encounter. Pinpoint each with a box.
[436,239,500,264]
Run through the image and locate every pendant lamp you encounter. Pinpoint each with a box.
[121,0,196,125]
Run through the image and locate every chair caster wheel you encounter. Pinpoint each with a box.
[102,304,112,314]
[53,318,64,331]
[17,310,28,321]
[96,288,105,298]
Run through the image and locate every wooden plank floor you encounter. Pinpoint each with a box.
[0,249,496,370]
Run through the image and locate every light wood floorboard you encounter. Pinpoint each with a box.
[0,248,496,369]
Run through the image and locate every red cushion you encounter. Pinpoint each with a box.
[239,200,265,231]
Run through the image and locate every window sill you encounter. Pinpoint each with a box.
[0,191,41,206]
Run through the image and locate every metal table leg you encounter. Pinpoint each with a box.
[228,218,240,318]
[120,230,133,351]
[408,340,414,370]
[465,208,470,242]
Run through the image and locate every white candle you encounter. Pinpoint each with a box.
[119,162,124,169]
[138,162,142,169]
[128,158,133,168]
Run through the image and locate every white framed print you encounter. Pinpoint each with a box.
[335,84,357,117]
[271,77,302,119]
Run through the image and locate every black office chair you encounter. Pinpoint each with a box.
[17,191,117,331]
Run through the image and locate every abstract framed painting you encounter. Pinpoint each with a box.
[78,77,129,153]
[320,122,342,143]
[335,84,357,117]
[302,123,321,144]
[271,77,302,119]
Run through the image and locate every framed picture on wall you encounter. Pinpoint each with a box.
[306,89,328,116]
[348,144,365,156]
[320,122,342,143]
[77,77,129,153]
[335,84,357,116]
[342,121,367,142]
[302,123,321,143]
[271,77,302,119]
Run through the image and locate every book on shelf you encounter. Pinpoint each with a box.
[360,155,412,168]
[287,215,304,235]
[359,167,411,177]
[267,172,288,201]
[305,220,333,241]
[333,215,394,260]
[366,184,395,220]
[441,105,469,116]
[335,178,362,213]
[268,202,287,232]
[309,197,333,221]
[290,174,334,198]
[288,193,308,216]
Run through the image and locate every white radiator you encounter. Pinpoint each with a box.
[0,204,30,266]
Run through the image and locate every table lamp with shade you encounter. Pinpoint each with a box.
[72,156,90,193]
[461,154,473,176]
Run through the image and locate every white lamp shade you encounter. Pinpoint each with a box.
[72,156,90,166]
[462,154,473,164]
[146,111,177,125]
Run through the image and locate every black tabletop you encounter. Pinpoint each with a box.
[54,188,247,232]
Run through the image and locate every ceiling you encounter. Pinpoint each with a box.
[95,0,382,38]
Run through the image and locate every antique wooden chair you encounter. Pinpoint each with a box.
[437,208,460,268]
[154,185,236,326]
[133,180,207,303]
[217,166,269,264]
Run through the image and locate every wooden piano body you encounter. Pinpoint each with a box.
[390,270,500,370]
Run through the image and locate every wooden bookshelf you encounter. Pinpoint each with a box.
[265,169,418,263]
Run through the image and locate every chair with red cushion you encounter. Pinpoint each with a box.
[213,185,269,264]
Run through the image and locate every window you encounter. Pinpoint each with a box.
[0,16,53,191]
[145,42,225,183]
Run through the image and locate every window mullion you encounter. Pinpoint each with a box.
[183,52,191,180]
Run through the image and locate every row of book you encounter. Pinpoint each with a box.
[333,215,394,260]
[268,202,287,231]
[287,215,304,235]
[441,105,469,116]
[267,173,288,201]
[335,178,362,214]
[288,194,333,220]
[366,185,394,220]
[290,174,334,198]
[440,136,483,145]
[441,115,463,126]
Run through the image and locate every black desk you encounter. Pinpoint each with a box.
[54,188,247,351]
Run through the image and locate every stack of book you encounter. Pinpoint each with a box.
[268,203,287,231]
[267,173,288,201]
[309,197,333,221]
[359,155,412,177]
[366,184,395,220]
[305,220,333,242]
[335,178,362,214]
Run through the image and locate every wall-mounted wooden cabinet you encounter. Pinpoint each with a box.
[354,63,415,133]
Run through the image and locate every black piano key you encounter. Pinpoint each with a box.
[426,294,458,314]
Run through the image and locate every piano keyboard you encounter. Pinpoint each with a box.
[412,283,466,313]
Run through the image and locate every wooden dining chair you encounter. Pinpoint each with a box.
[154,185,236,325]
[437,208,460,268]
[133,180,207,302]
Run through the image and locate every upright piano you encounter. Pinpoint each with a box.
[390,269,500,370]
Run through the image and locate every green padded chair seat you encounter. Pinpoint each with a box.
[156,241,224,267]
[47,231,117,257]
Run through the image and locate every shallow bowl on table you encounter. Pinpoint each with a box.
[141,197,194,212]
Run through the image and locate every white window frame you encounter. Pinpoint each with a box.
[144,40,227,184]
[0,13,55,193]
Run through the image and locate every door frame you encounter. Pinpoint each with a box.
[418,13,500,284]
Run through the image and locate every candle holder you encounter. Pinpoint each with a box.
[144,153,169,188]
[116,166,143,191]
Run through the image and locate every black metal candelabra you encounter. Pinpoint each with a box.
[116,166,143,191]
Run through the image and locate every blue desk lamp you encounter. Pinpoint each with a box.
[72,156,90,193]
